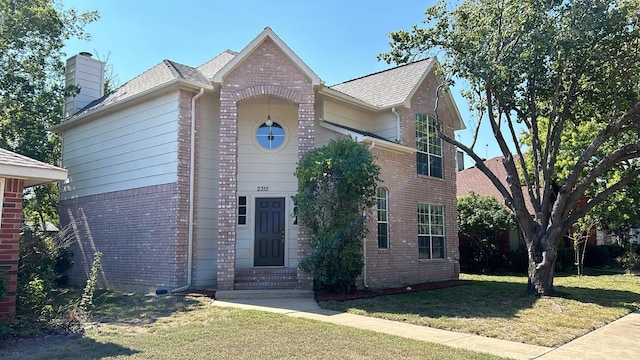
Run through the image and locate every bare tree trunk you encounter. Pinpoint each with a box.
[526,233,558,295]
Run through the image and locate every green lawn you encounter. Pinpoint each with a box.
[0,291,505,360]
[320,271,640,347]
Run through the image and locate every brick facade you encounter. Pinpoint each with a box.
[216,39,315,290]
[0,178,23,323]
[62,183,182,292]
[362,74,460,288]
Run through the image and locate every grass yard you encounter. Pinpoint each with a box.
[0,291,505,360]
[320,271,640,347]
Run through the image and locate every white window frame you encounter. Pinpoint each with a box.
[377,187,389,249]
[415,113,443,178]
[417,203,445,259]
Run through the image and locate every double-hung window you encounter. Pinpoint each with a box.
[377,187,389,249]
[416,114,443,178]
[417,203,445,259]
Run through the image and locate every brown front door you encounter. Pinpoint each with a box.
[254,197,285,266]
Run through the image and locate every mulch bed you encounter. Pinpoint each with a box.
[315,280,474,301]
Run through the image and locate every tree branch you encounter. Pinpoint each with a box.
[564,166,640,232]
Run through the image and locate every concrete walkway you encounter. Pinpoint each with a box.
[212,291,640,360]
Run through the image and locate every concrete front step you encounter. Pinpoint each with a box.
[215,289,314,300]
[234,268,298,290]
[234,281,298,290]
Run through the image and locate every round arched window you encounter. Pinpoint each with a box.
[256,119,285,150]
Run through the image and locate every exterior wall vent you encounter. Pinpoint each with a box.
[64,53,105,118]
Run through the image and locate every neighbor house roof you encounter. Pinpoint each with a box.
[0,148,68,187]
[457,156,535,215]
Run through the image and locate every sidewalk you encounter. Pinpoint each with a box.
[211,292,639,360]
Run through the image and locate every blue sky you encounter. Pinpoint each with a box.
[61,0,504,164]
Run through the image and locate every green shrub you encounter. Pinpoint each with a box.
[294,138,380,293]
[17,226,73,316]
[457,192,516,274]
[555,244,576,272]
[504,247,529,274]
[10,225,76,338]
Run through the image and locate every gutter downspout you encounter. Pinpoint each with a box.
[392,107,401,144]
[172,87,205,294]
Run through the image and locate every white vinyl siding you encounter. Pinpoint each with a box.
[193,94,220,288]
[61,92,181,199]
[370,112,398,141]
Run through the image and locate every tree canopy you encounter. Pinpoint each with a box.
[380,0,640,294]
[0,0,98,226]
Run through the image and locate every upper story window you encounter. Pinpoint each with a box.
[415,114,443,178]
[377,187,389,249]
[256,119,285,150]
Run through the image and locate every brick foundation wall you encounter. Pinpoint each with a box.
[0,178,23,324]
[216,38,315,290]
[61,183,183,293]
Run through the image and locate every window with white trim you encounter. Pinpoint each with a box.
[417,203,445,259]
[416,114,443,178]
[377,187,389,249]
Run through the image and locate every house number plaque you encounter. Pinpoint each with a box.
[257,186,269,192]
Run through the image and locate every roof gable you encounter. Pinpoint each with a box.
[330,59,436,108]
[212,27,321,86]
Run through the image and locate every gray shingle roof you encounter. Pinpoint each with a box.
[67,51,437,120]
[72,57,222,118]
[0,148,63,171]
[197,50,237,79]
[70,53,240,120]
[0,148,68,187]
[330,58,436,108]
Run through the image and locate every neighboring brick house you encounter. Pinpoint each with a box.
[0,149,67,324]
[51,28,465,293]
[457,156,596,252]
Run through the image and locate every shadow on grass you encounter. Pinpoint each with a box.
[90,289,207,325]
[0,336,139,360]
[320,275,639,320]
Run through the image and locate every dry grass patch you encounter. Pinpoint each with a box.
[320,271,640,347]
[1,292,506,360]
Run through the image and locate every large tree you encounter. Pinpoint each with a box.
[0,0,98,227]
[380,0,640,295]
